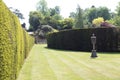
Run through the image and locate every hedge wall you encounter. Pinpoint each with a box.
[47,27,120,52]
[0,1,34,80]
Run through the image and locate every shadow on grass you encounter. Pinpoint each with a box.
[44,46,120,54]
[44,47,90,53]
[98,52,120,54]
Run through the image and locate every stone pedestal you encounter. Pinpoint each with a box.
[91,50,97,58]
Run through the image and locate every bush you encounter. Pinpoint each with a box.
[92,17,104,27]
[47,27,120,52]
[0,1,34,80]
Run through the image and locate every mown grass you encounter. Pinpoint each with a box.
[17,44,120,80]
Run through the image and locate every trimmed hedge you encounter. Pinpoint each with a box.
[47,27,120,52]
[0,1,34,80]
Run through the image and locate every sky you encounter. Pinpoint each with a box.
[3,0,120,28]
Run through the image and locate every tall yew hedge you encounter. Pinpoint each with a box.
[0,0,34,80]
[47,28,120,52]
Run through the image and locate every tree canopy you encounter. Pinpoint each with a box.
[28,0,120,31]
[36,0,49,16]
[9,7,24,20]
[74,5,83,29]
[29,11,43,31]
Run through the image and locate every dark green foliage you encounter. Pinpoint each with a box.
[97,7,110,20]
[87,7,97,23]
[62,18,74,30]
[9,7,24,20]
[0,1,34,80]
[36,25,53,38]
[49,6,60,16]
[47,28,120,52]
[95,28,119,52]
[29,11,42,31]
[41,25,53,32]
[36,0,49,16]
[87,6,111,23]
[75,5,84,29]
[116,2,120,16]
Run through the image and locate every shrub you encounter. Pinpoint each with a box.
[92,17,104,27]
[100,21,116,27]
[47,28,120,52]
[0,1,34,80]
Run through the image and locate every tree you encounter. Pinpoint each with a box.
[69,12,76,18]
[116,2,120,16]
[36,1,62,29]
[52,14,62,20]
[74,5,84,29]
[97,7,111,20]
[54,6,60,14]
[49,6,60,16]
[36,0,49,16]
[35,25,55,39]
[29,11,43,31]
[87,6,111,23]
[63,18,74,29]
[87,6,97,23]
[9,7,24,20]
[82,8,91,27]
[110,16,120,26]
[49,8,56,16]
[108,2,120,27]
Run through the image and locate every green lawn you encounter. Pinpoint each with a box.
[17,44,120,80]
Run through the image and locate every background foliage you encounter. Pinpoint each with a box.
[29,0,120,32]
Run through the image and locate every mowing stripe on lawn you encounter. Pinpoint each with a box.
[17,45,57,80]
[17,47,34,80]
[17,44,120,80]
[44,51,84,80]
[50,52,112,80]
[63,52,120,80]
[31,45,57,80]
